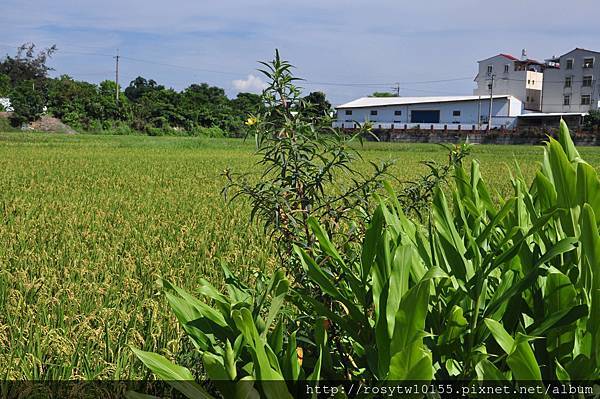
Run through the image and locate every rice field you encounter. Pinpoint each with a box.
[2,132,600,380]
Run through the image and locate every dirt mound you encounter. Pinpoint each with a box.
[1,113,77,134]
[28,115,77,134]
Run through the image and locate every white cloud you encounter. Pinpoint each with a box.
[232,74,268,93]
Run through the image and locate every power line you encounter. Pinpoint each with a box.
[4,41,596,93]
[119,56,243,77]
[303,77,474,88]
[0,42,481,87]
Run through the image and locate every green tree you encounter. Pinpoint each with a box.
[179,83,234,130]
[231,92,262,116]
[10,79,45,125]
[0,43,56,91]
[47,75,100,129]
[96,80,130,121]
[370,91,396,97]
[301,91,332,119]
[132,88,184,132]
[124,76,165,102]
[0,73,10,97]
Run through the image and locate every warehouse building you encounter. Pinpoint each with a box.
[334,95,523,130]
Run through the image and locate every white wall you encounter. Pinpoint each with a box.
[542,49,600,113]
[473,55,542,111]
[336,97,522,128]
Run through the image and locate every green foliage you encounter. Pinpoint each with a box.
[189,126,226,138]
[0,44,276,136]
[224,50,391,255]
[133,268,299,398]
[0,43,55,127]
[135,121,600,396]
[370,91,396,97]
[0,116,18,131]
[124,76,165,102]
[300,91,331,120]
[585,109,600,129]
[0,43,56,89]
[130,87,183,132]
[46,75,101,129]
[9,79,45,125]
[0,73,10,97]
[398,142,472,220]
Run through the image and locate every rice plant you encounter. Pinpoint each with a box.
[2,131,600,383]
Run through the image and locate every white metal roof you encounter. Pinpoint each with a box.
[336,95,514,109]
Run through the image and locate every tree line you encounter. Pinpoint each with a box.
[0,43,332,136]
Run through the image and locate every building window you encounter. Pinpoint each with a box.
[504,64,509,73]
[487,65,493,76]
[565,76,572,88]
[566,59,574,70]
[393,120,402,123]
[581,95,591,105]
[370,110,378,116]
[563,95,570,105]
[452,110,461,117]
[394,110,402,116]
[583,57,594,68]
[527,79,531,84]
[345,110,352,115]
[582,76,593,87]
[532,80,535,85]
[526,96,530,102]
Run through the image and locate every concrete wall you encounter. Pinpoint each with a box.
[366,129,600,146]
[336,97,522,128]
[542,49,600,113]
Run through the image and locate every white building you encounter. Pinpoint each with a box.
[334,95,523,130]
[542,48,600,113]
[473,52,544,111]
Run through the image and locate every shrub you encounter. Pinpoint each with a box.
[585,109,600,130]
[189,126,226,138]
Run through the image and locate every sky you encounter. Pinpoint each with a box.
[2,0,599,105]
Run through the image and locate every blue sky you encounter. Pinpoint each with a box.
[2,0,599,104]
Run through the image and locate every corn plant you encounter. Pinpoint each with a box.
[295,120,599,384]
[130,265,328,399]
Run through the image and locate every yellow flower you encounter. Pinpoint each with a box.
[245,116,258,126]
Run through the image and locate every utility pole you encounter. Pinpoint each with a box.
[392,82,400,96]
[114,49,120,104]
[487,74,495,131]
[477,95,482,130]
